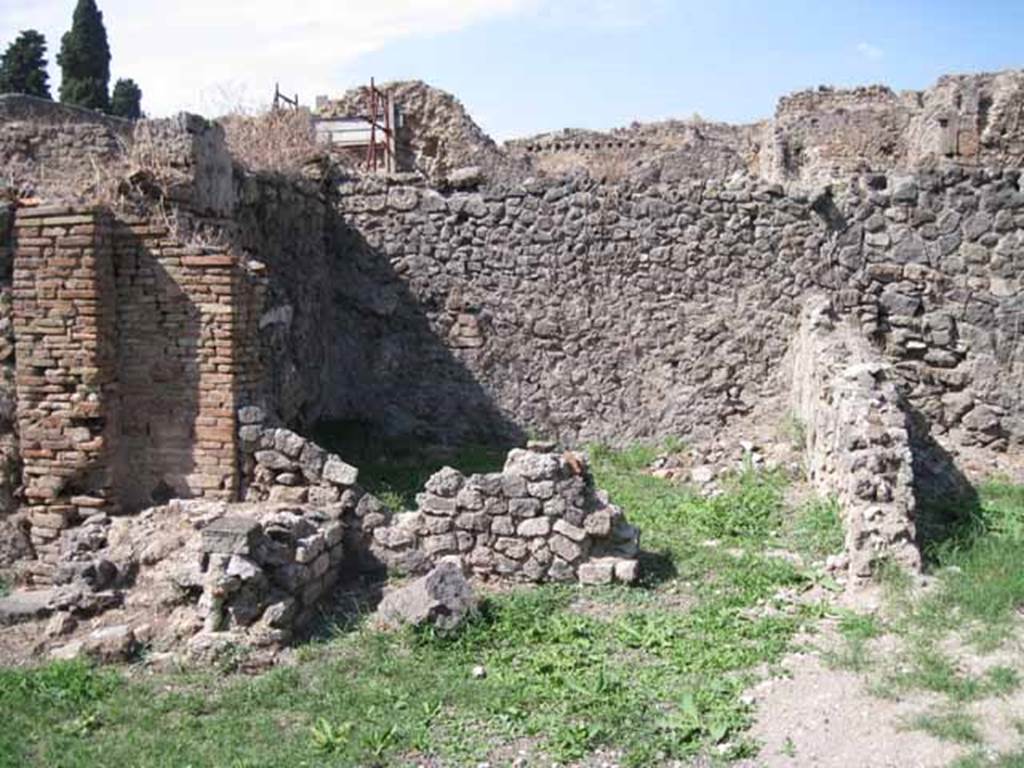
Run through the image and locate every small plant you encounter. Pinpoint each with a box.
[781,736,797,758]
[309,717,353,755]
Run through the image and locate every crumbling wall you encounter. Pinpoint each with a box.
[829,168,1024,451]
[318,81,508,179]
[11,202,261,581]
[761,72,1024,189]
[236,408,640,585]
[372,446,640,586]
[791,297,920,579]
[506,120,762,183]
[0,95,132,200]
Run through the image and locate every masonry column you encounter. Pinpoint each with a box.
[13,206,118,580]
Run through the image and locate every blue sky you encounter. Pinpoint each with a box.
[3,0,1023,140]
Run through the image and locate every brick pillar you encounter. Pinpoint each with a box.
[13,206,118,578]
[184,250,241,501]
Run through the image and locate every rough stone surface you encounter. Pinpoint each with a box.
[374,559,477,631]
[792,297,921,580]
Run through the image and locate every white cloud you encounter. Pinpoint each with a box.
[534,0,668,30]
[856,41,884,61]
[0,0,535,116]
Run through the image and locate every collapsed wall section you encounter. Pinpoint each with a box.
[236,408,640,586]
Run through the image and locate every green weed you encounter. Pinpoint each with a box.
[907,708,982,745]
[824,610,883,671]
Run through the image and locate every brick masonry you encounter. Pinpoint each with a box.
[11,205,264,580]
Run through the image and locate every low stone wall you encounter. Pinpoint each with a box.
[791,297,921,579]
[238,409,640,585]
[371,447,640,585]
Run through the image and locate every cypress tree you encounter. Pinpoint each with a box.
[57,0,111,110]
[110,78,142,119]
[0,30,51,99]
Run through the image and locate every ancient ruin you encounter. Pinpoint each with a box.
[2,68,1024,660]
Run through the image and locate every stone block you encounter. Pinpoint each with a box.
[237,406,265,425]
[455,511,490,532]
[274,429,306,458]
[255,450,294,470]
[425,466,464,497]
[322,455,359,486]
[307,485,341,505]
[614,559,640,584]
[509,497,542,519]
[422,533,458,557]
[516,517,551,537]
[418,493,458,516]
[503,448,560,481]
[202,516,261,555]
[550,534,583,563]
[553,519,587,542]
[578,560,615,585]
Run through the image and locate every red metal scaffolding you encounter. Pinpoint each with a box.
[363,78,397,173]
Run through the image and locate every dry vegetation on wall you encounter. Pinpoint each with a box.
[219,108,323,174]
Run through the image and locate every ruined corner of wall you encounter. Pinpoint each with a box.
[790,295,922,584]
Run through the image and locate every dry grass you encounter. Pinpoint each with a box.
[219,108,322,174]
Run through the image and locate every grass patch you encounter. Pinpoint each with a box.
[908,708,983,745]
[786,495,845,561]
[847,479,1024,756]
[0,444,823,767]
[823,610,883,672]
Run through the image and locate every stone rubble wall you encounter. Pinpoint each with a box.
[0,95,132,200]
[236,408,640,585]
[375,447,641,586]
[194,505,347,645]
[827,168,1024,452]
[791,297,920,580]
[329,174,816,447]
[323,168,1024,455]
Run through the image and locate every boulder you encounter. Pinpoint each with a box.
[375,559,477,631]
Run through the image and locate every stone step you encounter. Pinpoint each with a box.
[0,588,58,627]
